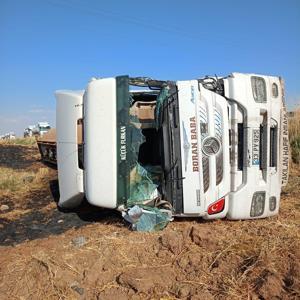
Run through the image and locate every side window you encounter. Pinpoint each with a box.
[251,76,267,103]
[272,83,279,98]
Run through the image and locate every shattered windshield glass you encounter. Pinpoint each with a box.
[120,80,173,231]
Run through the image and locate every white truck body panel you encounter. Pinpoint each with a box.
[224,73,286,219]
[84,78,118,208]
[177,80,230,217]
[177,80,203,214]
[56,90,84,208]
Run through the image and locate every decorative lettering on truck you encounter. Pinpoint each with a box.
[120,126,127,160]
[281,109,289,185]
[190,117,199,172]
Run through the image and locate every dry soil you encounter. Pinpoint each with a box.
[0,143,299,299]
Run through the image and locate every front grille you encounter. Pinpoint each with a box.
[270,126,278,167]
[237,123,244,170]
[199,105,210,192]
[216,154,223,185]
[215,109,223,185]
[202,156,210,192]
[214,109,222,140]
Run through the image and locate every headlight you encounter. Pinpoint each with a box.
[272,83,279,98]
[250,192,265,217]
[269,196,276,212]
[251,76,267,103]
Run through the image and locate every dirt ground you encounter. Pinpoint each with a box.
[0,143,299,300]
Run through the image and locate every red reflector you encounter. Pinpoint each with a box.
[208,198,225,215]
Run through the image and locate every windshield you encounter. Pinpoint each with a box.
[115,76,183,214]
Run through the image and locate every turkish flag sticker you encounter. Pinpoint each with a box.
[207,198,225,215]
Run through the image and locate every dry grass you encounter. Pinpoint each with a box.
[0,137,37,146]
[0,167,49,195]
[0,140,49,201]
[289,108,300,163]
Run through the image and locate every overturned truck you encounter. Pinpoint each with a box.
[39,73,289,226]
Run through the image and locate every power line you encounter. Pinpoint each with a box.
[45,0,205,41]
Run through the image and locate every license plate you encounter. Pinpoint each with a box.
[252,129,260,165]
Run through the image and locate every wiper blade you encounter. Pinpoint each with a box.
[166,176,185,182]
[165,158,178,177]
[158,90,179,127]
[162,90,179,108]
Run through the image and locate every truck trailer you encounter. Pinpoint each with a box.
[44,72,289,221]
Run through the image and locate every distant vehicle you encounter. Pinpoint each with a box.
[24,122,51,137]
[1,132,16,140]
[23,125,35,137]
[36,122,51,136]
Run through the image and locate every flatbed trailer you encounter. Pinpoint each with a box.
[37,124,83,167]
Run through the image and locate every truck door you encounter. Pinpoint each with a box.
[84,76,130,208]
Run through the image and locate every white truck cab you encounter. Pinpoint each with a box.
[37,122,51,136]
[55,73,289,220]
[224,73,289,219]
[31,122,51,136]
